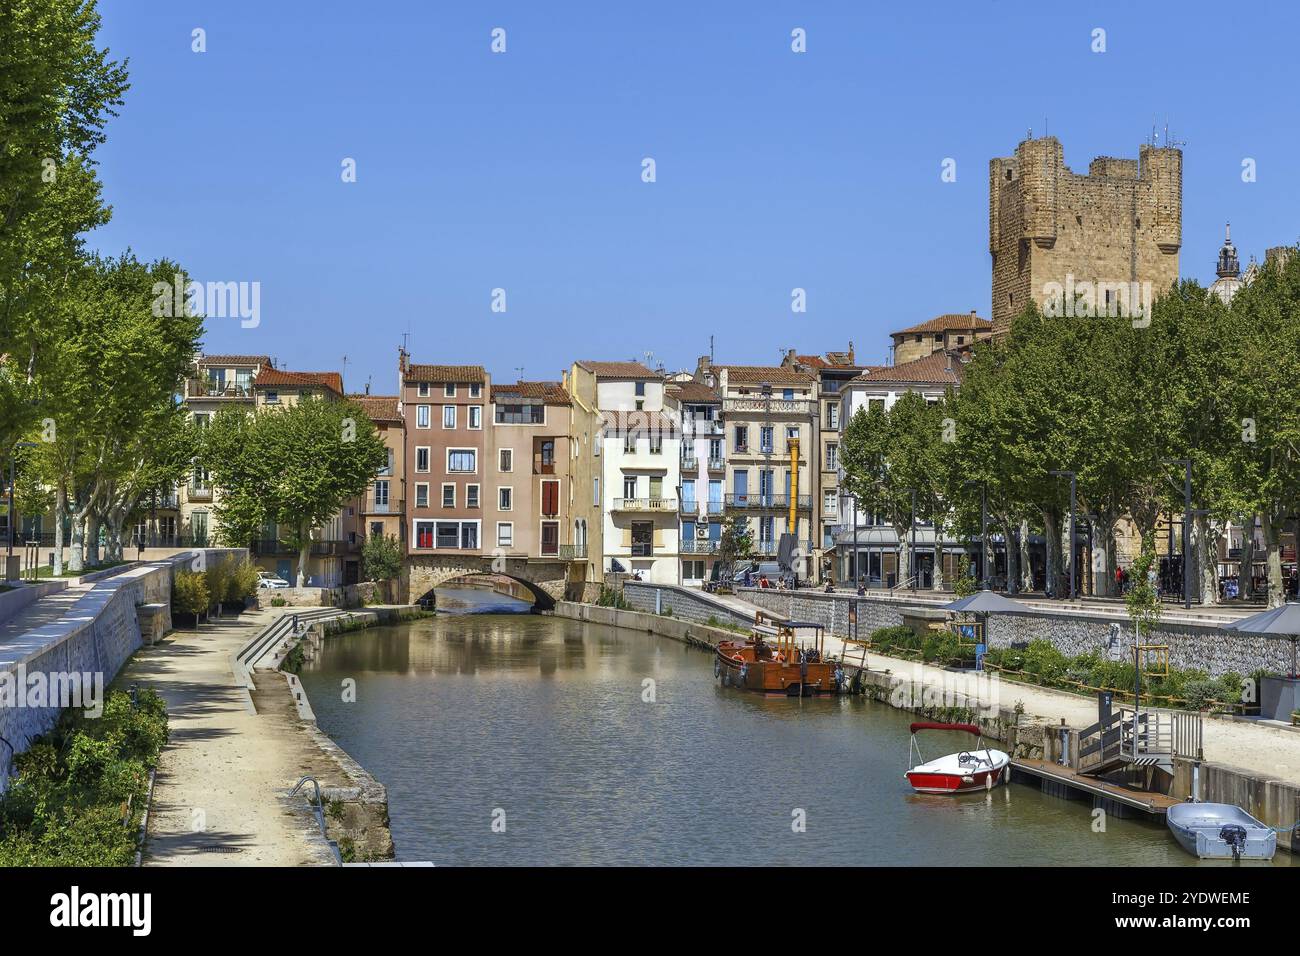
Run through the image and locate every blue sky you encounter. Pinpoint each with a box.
[91,0,1298,392]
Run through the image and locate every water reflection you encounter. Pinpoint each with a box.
[298,616,1292,867]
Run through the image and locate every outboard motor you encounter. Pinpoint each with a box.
[1219,824,1248,861]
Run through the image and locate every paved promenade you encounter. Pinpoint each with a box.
[119,609,339,866]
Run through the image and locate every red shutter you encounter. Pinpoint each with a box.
[542,480,559,517]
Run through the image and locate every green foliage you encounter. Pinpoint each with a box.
[1125,545,1163,638]
[595,585,628,609]
[225,558,260,603]
[171,569,209,618]
[0,689,168,866]
[362,534,402,582]
[954,574,978,597]
[201,397,387,584]
[204,559,229,611]
[270,595,287,607]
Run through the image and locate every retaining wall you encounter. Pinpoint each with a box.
[0,550,244,785]
[734,587,1291,677]
[620,582,753,628]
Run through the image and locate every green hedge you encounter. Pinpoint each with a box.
[869,625,976,666]
[0,688,169,865]
[984,640,1249,711]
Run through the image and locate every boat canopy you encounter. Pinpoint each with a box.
[909,722,982,736]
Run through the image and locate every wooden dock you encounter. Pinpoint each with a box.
[1011,758,1182,816]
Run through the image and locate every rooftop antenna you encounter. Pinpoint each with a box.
[341,354,350,387]
[709,335,714,364]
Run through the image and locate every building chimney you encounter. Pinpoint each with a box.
[847,340,855,364]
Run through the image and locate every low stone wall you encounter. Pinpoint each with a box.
[0,579,69,627]
[0,551,240,785]
[621,582,752,628]
[736,587,1290,678]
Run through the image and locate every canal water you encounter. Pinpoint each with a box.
[298,587,1284,866]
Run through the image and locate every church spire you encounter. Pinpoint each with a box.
[1216,222,1240,279]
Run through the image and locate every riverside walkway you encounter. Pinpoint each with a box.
[678,586,1300,787]
[118,607,341,866]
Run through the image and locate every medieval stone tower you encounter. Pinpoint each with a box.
[989,135,1182,333]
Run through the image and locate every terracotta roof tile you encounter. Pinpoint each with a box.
[892,313,992,337]
[667,380,721,403]
[348,394,403,423]
[254,368,344,395]
[719,365,818,386]
[575,360,657,378]
[852,351,964,387]
[405,364,486,384]
[197,354,271,368]
[491,381,571,405]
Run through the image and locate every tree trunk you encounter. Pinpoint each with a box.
[54,476,66,576]
[932,526,945,591]
[1240,516,1256,600]
[1043,510,1060,598]
[297,538,310,587]
[1261,510,1285,608]
[85,513,101,567]
[1004,520,1019,594]
[1018,518,1033,592]
[1192,512,1218,605]
[1100,523,1119,598]
[69,505,84,573]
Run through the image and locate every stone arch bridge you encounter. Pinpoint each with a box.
[406,555,576,611]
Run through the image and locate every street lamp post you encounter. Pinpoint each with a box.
[909,487,918,593]
[964,479,988,590]
[1049,470,1077,600]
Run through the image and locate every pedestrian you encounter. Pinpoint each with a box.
[136,534,145,561]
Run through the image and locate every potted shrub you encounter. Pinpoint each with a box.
[222,559,260,614]
[171,569,209,628]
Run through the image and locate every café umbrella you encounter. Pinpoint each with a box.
[1222,603,1300,678]
[942,590,1028,669]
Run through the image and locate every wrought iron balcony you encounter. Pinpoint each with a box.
[681,539,720,553]
[558,543,588,561]
[724,494,812,511]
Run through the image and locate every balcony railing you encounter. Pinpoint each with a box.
[707,457,725,471]
[188,484,213,502]
[724,494,812,511]
[630,542,654,557]
[681,539,720,553]
[185,378,254,400]
[723,397,814,415]
[367,497,403,515]
[558,543,588,561]
[681,456,699,470]
[750,539,815,556]
[613,497,677,513]
[680,499,726,516]
[251,539,358,557]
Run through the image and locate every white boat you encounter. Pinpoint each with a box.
[1166,802,1276,861]
[904,722,1010,794]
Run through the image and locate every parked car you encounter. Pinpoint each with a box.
[257,571,290,590]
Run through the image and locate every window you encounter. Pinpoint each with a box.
[379,447,394,476]
[497,522,514,548]
[496,402,544,424]
[470,383,481,397]
[499,448,513,471]
[782,388,794,401]
[593,476,599,506]
[416,405,431,428]
[825,403,839,430]
[418,383,430,397]
[415,483,429,508]
[825,443,838,471]
[735,425,748,452]
[374,480,389,507]
[415,520,435,549]
[824,490,838,515]
[540,440,555,467]
[649,432,662,454]
[624,431,637,454]
[265,390,279,404]
[540,521,559,556]
[442,484,455,508]
[443,405,456,429]
[468,406,482,429]
[467,484,480,508]
[498,487,513,510]
[447,449,476,473]
[761,426,774,452]
[461,523,478,549]
[623,476,637,499]
[635,380,646,396]
[415,447,430,472]
[436,522,459,548]
[444,384,456,397]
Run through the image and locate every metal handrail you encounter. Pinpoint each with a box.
[289,776,343,865]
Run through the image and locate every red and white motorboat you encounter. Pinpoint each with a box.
[904,722,1010,794]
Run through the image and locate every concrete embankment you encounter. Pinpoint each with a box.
[553,599,1300,853]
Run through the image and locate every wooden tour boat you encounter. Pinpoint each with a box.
[715,611,843,696]
[905,722,1010,794]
